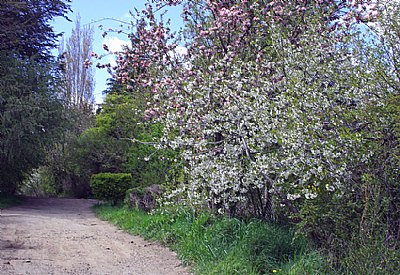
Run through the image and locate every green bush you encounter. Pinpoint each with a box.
[90,173,133,205]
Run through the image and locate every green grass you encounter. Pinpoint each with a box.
[93,204,332,274]
[338,236,400,275]
[0,195,23,209]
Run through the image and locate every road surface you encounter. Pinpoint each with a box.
[0,197,190,275]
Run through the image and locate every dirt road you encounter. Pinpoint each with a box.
[0,198,190,275]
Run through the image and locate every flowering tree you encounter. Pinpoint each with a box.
[91,0,388,222]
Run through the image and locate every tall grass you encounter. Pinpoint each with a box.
[93,205,332,274]
[338,236,400,275]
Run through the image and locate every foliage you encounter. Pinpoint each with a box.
[89,0,400,271]
[124,122,175,187]
[92,0,383,218]
[39,13,97,197]
[279,251,334,275]
[60,127,127,197]
[42,93,137,197]
[338,236,400,275]
[0,195,23,209]
[53,91,176,197]
[94,204,332,275]
[0,0,70,195]
[99,88,176,188]
[90,173,133,205]
[52,93,164,196]
[0,55,65,195]
[303,2,400,263]
[20,166,57,197]
[0,0,71,62]
[359,1,400,251]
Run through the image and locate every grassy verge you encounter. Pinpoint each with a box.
[0,195,23,209]
[93,204,333,274]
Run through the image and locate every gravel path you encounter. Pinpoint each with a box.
[0,197,190,275]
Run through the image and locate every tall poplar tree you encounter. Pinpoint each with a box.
[40,16,96,197]
[59,15,95,133]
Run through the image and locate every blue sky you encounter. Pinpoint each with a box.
[52,0,183,104]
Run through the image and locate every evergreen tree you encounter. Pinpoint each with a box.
[0,0,71,61]
[0,55,64,194]
[0,0,71,194]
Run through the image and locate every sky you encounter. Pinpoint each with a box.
[52,0,183,104]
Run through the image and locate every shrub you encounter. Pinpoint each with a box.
[90,173,133,205]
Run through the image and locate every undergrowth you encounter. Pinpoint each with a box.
[0,195,23,209]
[93,204,332,274]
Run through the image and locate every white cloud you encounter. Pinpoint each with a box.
[174,45,188,57]
[101,36,129,65]
[103,36,129,52]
